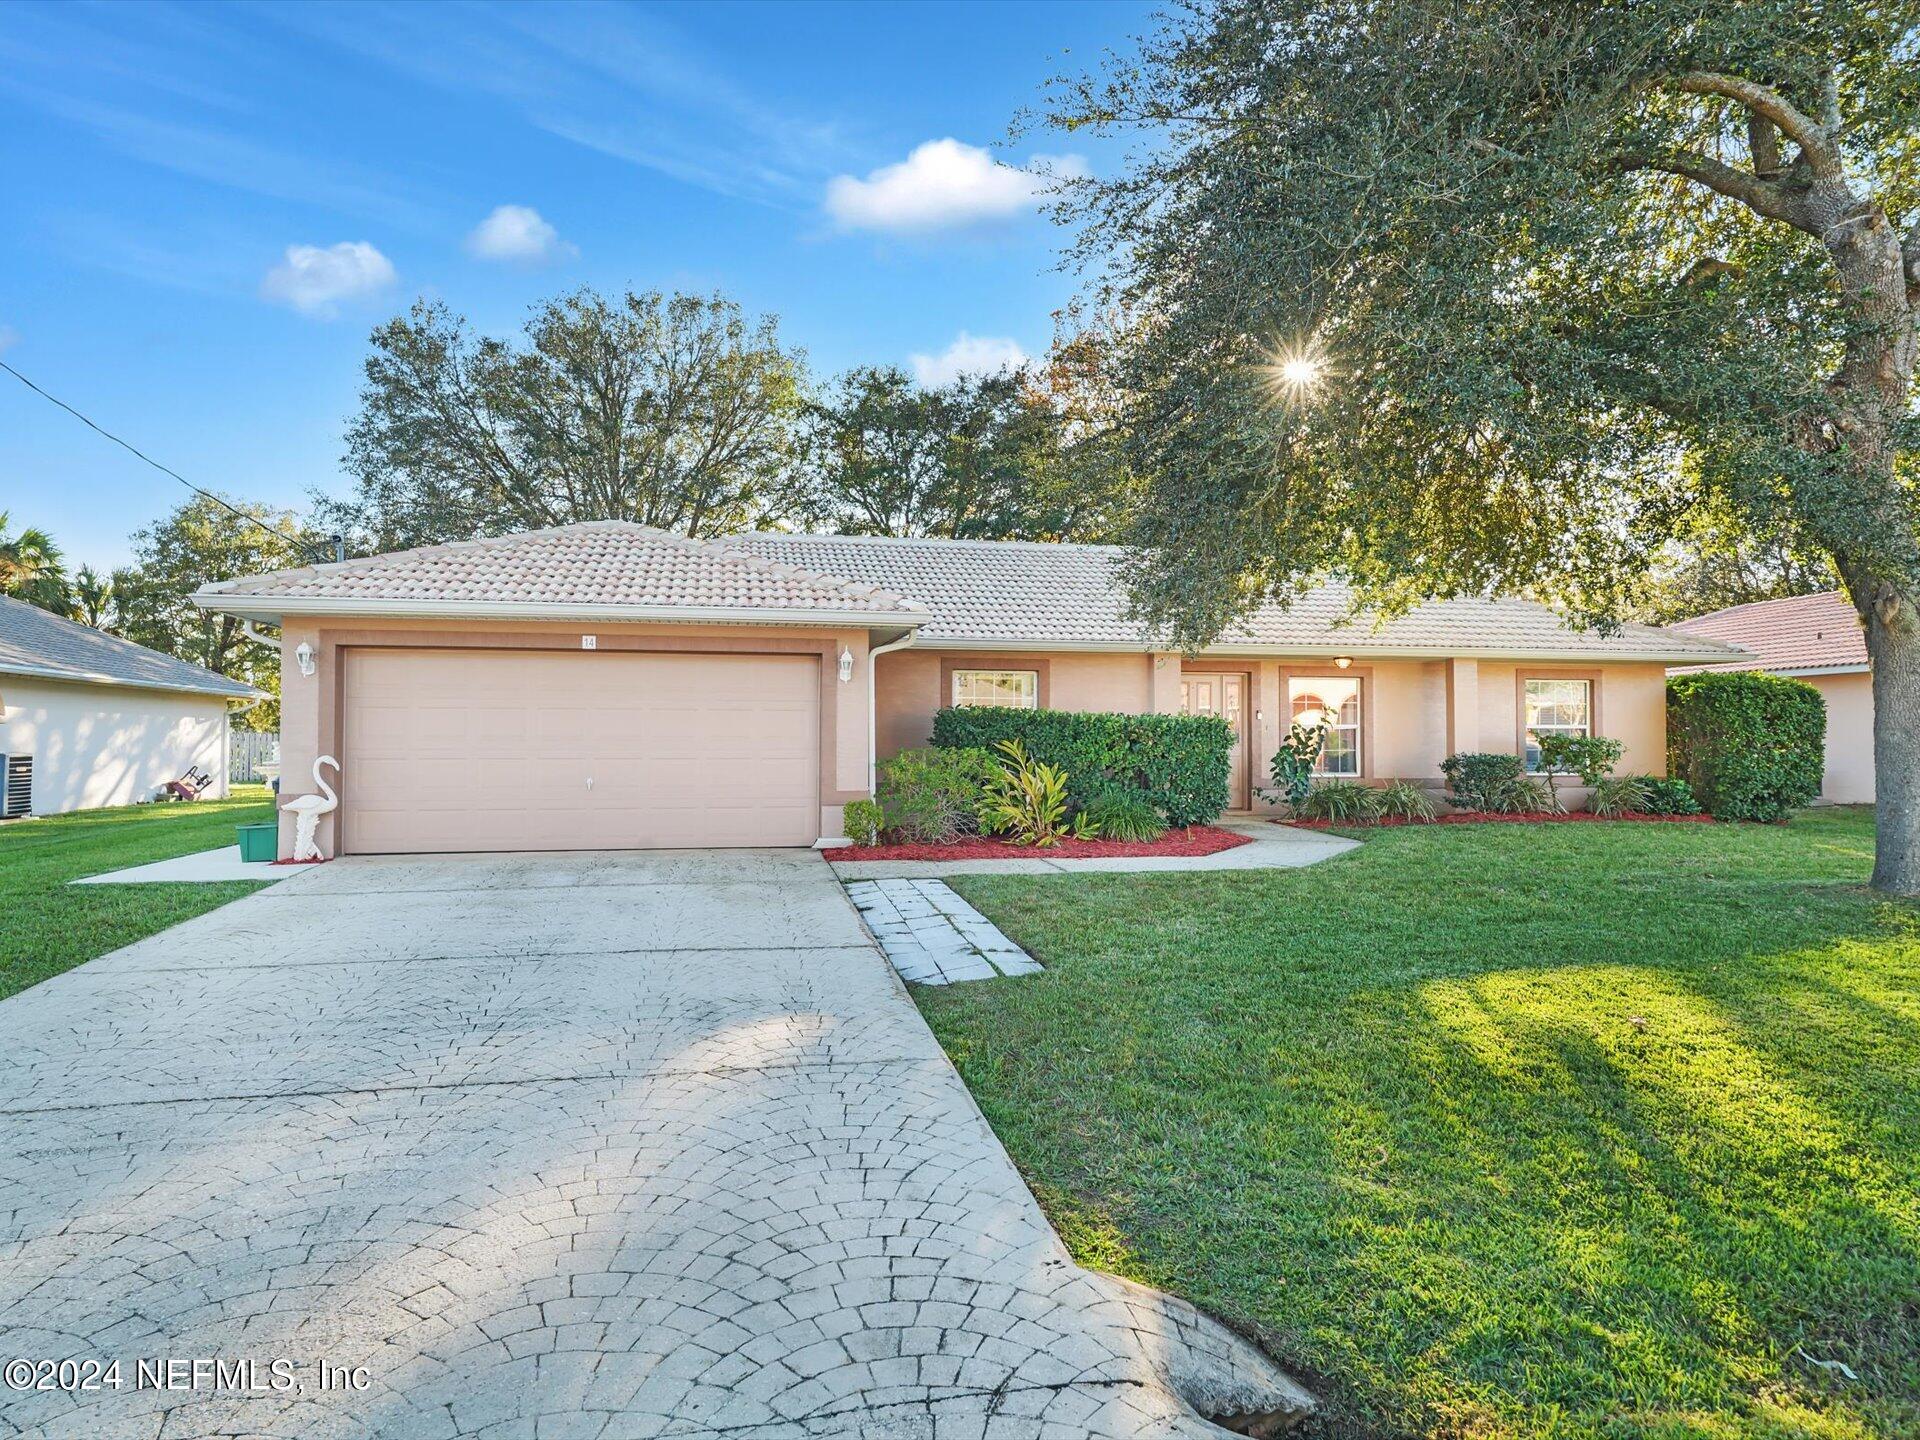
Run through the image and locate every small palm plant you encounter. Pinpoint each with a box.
[978,739,1095,847]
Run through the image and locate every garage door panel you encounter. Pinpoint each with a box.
[342,649,820,854]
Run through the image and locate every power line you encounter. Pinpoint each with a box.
[0,358,341,566]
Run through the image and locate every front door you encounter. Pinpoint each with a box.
[1180,673,1249,810]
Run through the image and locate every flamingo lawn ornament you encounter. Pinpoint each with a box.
[283,755,339,862]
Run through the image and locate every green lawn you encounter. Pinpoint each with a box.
[919,809,1919,1440]
[0,787,276,1001]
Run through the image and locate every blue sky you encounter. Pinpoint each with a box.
[1,0,1149,569]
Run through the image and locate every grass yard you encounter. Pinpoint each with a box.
[918,809,1919,1440]
[0,787,275,1002]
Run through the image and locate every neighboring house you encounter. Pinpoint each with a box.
[193,522,1741,858]
[1671,590,1873,804]
[0,596,257,816]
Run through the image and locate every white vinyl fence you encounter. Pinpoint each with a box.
[229,729,281,784]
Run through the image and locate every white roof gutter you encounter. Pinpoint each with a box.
[192,592,929,631]
[904,636,1749,664]
[0,660,262,699]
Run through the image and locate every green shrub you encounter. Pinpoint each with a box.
[931,707,1232,826]
[979,739,1093,847]
[842,798,884,846]
[1668,672,1826,822]
[1268,716,1331,806]
[1494,775,1555,813]
[1079,788,1167,842]
[1534,733,1626,811]
[1638,775,1704,816]
[1587,773,1651,818]
[1441,752,1523,811]
[1298,780,1385,822]
[1376,779,1437,822]
[876,746,998,843]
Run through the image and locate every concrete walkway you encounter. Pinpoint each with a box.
[830,819,1356,880]
[0,849,1310,1439]
[71,843,294,885]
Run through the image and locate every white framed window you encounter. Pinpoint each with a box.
[1289,675,1361,776]
[952,668,1039,709]
[1523,677,1592,772]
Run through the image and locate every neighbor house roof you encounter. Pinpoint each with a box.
[0,596,259,698]
[730,533,1744,662]
[193,522,929,629]
[1669,590,1868,675]
[194,522,1741,663]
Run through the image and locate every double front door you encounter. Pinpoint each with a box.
[1179,672,1250,811]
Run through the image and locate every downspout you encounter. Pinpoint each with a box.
[868,630,918,795]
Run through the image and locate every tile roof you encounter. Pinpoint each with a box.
[731,533,1743,661]
[0,596,258,698]
[195,523,927,621]
[1669,590,1868,673]
[196,521,1742,662]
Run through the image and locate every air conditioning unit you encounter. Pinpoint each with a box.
[2,754,32,819]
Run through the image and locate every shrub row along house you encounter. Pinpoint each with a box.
[191,523,1743,858]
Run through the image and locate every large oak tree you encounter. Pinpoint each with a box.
[321,289,805,549]
[1044,0,1920,890]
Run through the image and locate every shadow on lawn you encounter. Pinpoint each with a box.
[926,824,1920,1440]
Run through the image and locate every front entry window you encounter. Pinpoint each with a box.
[1523,677,1591,772]
[952,669,1039,709]
[1289,676,1361,775]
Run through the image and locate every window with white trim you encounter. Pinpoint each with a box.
[1523,677,1592,772]
[1288,675,1361,775]
[952,669,1039,709]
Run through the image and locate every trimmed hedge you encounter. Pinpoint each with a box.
[930,707,1233,826]
[1668,671,1826,822]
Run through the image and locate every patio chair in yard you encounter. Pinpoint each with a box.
[160,766,215,802]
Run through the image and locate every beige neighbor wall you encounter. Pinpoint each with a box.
[0,677,228,815]
[874,649,1671,813]
[1809,671,1874,804]
[275,616,870,859]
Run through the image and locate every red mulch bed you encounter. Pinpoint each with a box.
[1280,811,1715,829]
[833,825,1253,861]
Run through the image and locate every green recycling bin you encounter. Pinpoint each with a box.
[236,822,278,863]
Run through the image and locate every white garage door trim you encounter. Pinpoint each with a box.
[341,647,821,854]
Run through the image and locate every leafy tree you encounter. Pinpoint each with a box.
[114,495,311,730]
[790,359,1128,541]
[0,512,72,615]
[68,564,113,628]
[319,289,806,549]
[1043,1,1920,891]
[1637,503,1837,623]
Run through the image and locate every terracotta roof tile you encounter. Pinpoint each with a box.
[1670,591,1867,673]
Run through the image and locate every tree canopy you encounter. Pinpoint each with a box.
[1041,0,1918,643]
[319,289,807,549]
[0,512,72,615]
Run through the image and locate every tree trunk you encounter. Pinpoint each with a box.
[1862,590,1920,894]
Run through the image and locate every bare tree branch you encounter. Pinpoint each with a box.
[1746,112,1781,177]
[1623,147,1808,228]
[1668,72,1839,177]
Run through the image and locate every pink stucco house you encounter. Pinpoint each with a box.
[1672,590,1874,804]
[193,523,1741,857]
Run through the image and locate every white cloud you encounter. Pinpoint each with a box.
[825,139,1080,233]
[909,332,1030,387]
[466,204,576,263]
[260,241,396,318]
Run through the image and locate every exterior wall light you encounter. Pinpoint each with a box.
[838,647,855,683]
[294,642,317,677]
[1334,656,1353,670]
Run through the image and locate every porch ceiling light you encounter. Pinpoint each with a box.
[838,647,854,683]
[1334,656,1353,669]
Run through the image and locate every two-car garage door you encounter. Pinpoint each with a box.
[341,649,820,854]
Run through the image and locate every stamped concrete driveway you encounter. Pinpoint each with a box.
[0,850,1306,1440]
